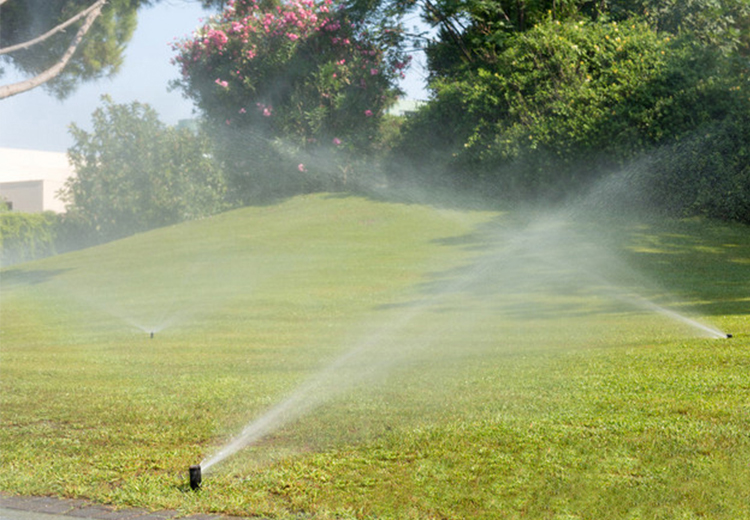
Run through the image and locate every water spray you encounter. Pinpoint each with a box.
[189,464,201,490]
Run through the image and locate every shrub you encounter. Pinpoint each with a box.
[0,210,58,266]
[392,17,750,211]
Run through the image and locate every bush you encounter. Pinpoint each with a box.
[392,17,750,208]
[63,96,227,243]
[0,210,58,266]
[647,116,750,223]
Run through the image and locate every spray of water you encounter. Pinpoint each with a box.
[201,244,496,472]
[614,293,727,339]
[200,183,729,472]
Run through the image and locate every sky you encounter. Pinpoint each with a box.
[0,0,429,153]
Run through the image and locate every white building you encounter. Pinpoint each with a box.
[0,147,75,213]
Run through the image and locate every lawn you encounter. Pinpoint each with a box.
[1,193,749,519]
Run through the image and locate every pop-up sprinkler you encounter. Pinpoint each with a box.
[189,465,202,491]
[150,332,154,339]
[726,333,733,338]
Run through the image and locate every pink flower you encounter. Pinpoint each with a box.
[333,137,342,145]
[239,107,247,114]
[215,78,229,88]
[370,68,378,75]
[364,109,373,117]
[256,102,273,117]
[298,163,307,172]
[287,32,299,40]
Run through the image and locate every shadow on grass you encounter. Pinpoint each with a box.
[383,210,750,321]
[0,267,72,290]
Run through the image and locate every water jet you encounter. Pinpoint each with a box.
[189,464,201,490]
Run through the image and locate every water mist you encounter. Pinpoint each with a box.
[198,171,731,475]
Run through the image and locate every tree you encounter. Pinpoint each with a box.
[0,0,151,99]
[418,0,750,82]
[171,0,409,200]
[392,15,750,207]
[606,0,750,56]
[62,96,227,242]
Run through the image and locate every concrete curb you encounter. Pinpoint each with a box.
[0,493,251,520]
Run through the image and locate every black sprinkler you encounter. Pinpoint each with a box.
[189,465,202,491]
[150,331,155,339]
[726,333,733,338]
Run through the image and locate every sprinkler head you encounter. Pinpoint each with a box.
[150,332,154,339]
[189,464,202,491]
[726,333,733,339]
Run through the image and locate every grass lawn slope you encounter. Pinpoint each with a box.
[2,193,749,519]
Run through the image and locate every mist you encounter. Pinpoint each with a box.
[194,160,729,473]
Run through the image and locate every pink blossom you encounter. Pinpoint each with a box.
[370,68,378,75]
[215,78,229,88]
[298,163,307,172]
[333,137,342,145]
[287,32,299,40]
[364,109,373,117]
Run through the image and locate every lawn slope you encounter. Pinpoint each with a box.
[1,193,749,519]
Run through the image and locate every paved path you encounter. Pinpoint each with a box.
[0,494,251,520]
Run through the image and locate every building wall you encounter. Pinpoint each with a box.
[42,179,68,213]
[0,148,74,213]
[0,180,45,213]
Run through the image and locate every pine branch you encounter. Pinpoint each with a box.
[0,0,106,99]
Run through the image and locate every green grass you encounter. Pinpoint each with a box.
[1,193,749,519]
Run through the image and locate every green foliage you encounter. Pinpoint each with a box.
[647,115,750,223]
[0,210,58,266]
[423,0,594,78]
[394,16,750,217]
[606,0,750,56]
[63,95,227,243]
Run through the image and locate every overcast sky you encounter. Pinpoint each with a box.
[0,1,428,153]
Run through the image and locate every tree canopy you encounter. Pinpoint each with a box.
[388,0,750,222]
[0,0,151,99]
[62,96,227,242]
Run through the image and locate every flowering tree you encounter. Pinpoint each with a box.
[172,0,409,197]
